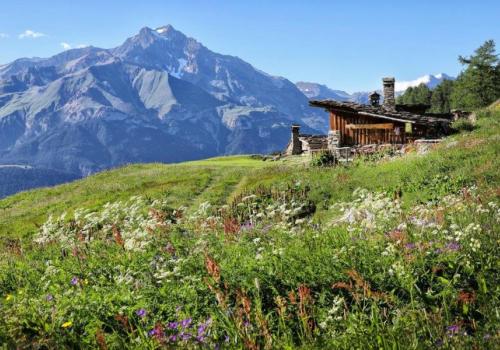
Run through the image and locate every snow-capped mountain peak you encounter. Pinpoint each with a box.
[395,73,454,92]
[155,26,169,34]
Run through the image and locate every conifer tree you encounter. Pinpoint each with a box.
[451,40,500,110]
[430,79,454,113]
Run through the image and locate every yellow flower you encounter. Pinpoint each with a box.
[5,294,13,301]
[62,321,73,329]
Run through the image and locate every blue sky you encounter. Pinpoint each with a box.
[0,0,498,92]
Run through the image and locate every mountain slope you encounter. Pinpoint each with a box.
[296,73,455,104]
[0,165,79,199]
[296,81,351,101]
[0,25,324,179]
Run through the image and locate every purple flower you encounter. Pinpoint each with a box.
[136,309,147,318]
[148,328,159,337]
[405,243,416,250]
[225,335,230,343]
[446,242,460,251]
[169,334,177,342]
[70,277,79,286]
[167,321,179,329]
[243,320,251,328]
[180,318,192,329]
[197,317,212,335]
[447,324,460,336]
[197,324,207,335]
[196,335,206,343]
[46,294,53,301]
[180,332,191,341]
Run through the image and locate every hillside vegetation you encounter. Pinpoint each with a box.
[0,108,499,349]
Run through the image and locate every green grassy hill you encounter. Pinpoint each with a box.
[2,114,498,239]
[0,109,499,349]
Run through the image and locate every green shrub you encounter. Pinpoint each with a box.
[452,118,475,132]
[311,151,336,167]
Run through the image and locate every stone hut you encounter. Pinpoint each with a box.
[309,77,452,147]
[286,77,453,155]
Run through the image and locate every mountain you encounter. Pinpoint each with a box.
[0,165,79,198]
[395,73,454,92]
[0,25,325,179]
[296,73,455,104]
[295,82,351,101]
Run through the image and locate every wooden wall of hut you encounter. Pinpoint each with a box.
[329,111,408,146]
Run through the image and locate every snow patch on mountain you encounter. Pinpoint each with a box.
[171,58,187,78]
[395,73,454,92]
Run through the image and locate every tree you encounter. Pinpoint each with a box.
[396,83,431,105]
[430,79,454,113]
[450,40,500,110]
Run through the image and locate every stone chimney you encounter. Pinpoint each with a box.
[382,77,396,110]
[290,124,302,155]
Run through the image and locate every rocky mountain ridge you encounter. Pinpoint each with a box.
[0,25,324,177]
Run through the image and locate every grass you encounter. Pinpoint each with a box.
[0,109,499,349]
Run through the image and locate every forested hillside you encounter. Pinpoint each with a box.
[397,40,500,112]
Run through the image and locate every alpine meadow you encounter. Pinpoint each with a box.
[0,1,499,349]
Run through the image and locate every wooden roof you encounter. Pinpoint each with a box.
[309,100,451,126]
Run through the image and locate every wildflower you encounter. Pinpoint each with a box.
[46,294,54,302]
[70,276,79,286]
[180,332,191,341]
[405,243,416,250]
[167,321,179,329]
[446,242,460,251]
[447,324,459,336]
[180,318,192,329]
[196,335,206,342]
[136,309,147,318]
[197,318,211,336]
[62,321,73,328]
[5,294,13,301]
[149,324,164,339]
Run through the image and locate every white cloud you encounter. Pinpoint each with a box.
[60,42,72,50]
[0,33,9,38]
[18,29,46,39]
